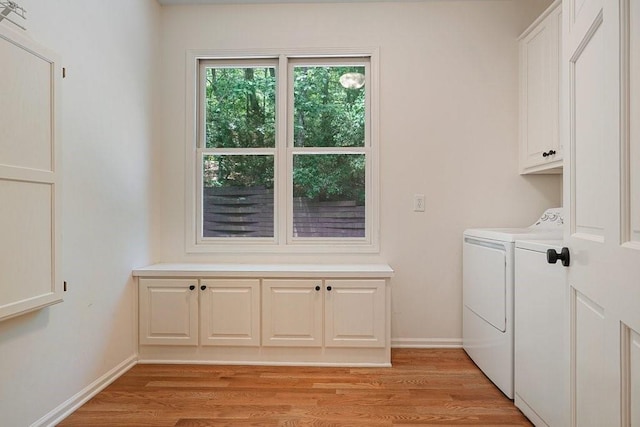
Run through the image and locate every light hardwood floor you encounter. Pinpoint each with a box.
[58,349,532,426]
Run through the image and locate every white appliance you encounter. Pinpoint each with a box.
[514,239,568,426]
[462,208,563,399]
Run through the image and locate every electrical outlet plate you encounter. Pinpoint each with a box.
[413,194,425,212]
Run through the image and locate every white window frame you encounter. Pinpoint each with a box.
[185,48,379,254]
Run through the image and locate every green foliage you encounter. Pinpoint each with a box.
[293,154,365,205]
[293,66,365,148]
[204,64,366,203]
[206,67,276,149]
[204,67,276,188]
[203,155,274,189]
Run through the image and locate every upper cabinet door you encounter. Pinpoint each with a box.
[0,25,63,321]
[519,0,563,174]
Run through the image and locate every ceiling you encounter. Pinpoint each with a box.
[157,0,398,4]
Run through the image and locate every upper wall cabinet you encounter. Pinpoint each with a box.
[519,0,562,174]
[0,24,63,321]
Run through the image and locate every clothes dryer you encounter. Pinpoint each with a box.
[462,208,563,399]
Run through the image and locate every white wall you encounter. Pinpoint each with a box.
[0,0,559,424]
[0,1,159,425]
[155,0,561,346]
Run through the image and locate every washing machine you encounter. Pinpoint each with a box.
[514,239,568,426]
[462,208,564,399]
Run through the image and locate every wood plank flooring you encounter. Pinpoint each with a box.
[58,349,532,426]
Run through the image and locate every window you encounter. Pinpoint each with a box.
[187,50,379,253]
[199,60,277,239]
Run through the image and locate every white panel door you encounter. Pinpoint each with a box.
[262,279,322,347]
[200,279,260,346]
[0,28,52,171]
[324,280,385,348]
[562,0,640,424]
[574,292,607,426]
[0,181,53,308]
[0,25,62,321]
[139,278,198,346]
[631,330,640,426]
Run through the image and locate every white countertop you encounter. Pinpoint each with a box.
[133,263,395,279]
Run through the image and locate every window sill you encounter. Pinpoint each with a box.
[132,263,394,279]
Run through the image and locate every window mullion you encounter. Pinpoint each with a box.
[276,54,289,245]
[290,147,369,155]
[197,61,207,149]
[195,62,207,242]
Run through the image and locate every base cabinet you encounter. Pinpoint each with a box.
[139,278,260,347]
[262,279,386,348]
[135,264,393,366]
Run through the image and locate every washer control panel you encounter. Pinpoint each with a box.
[533,208,564,228]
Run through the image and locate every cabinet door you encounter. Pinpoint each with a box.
[519,1,563,174]
[0,26,63,321]
[325,280,386,348]
[200,279,260,346]
[139,278,198,345]
[262,279,322,347]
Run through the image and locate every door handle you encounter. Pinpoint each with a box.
[547,247,570,267]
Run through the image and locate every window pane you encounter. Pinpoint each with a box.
[203,155,274,238]
[293,65,365,148]
[205,67,276,148]
[292,154,365,238]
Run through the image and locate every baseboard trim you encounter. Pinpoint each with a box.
[138,358,391,368]
[32,354,138,427]
[391,338,463,348]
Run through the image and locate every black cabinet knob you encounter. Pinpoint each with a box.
[315,285,321,291]
[547,247,570,267]
[326,285,332,291]
[542,151,549,158]
[189,285,195,290]
[548,150,556,156]
[201,285,207,291]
